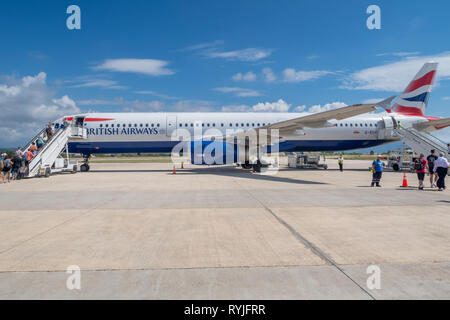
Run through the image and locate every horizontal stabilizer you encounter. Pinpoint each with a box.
[413,118,450,132]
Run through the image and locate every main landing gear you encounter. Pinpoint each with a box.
[80,154,91,172]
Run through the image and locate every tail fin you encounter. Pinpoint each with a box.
[388,62,438,116]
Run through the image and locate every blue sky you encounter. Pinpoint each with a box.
[1,0,449,146]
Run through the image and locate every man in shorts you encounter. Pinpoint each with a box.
[414,153,427,190]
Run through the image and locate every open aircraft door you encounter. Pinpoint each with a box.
[378,117,394,139]
[166,115,177,137]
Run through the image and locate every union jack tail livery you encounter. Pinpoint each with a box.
[389,62,438,117]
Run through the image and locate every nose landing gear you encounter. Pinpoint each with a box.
[80,154,91,172]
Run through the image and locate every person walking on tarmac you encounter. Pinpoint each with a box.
[414,154,427,190]
[371,155,385,187]
[338,154,344,172]
[434,153,449,191]
[427,150,438,188]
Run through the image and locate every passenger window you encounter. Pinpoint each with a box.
[179,123,182,127]
[140,124,143,127]
[100,124,103,128]
[213,123,215,127]
[151,124,154,127]
[221,123,224,127]
[345,124,348,127]
[190,123,193,127]
[157,123,160,127]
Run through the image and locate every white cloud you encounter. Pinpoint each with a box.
[207,48,272,62]
[283,68,333,83]
[68,78,125,89]
[294,105,306,112]
[343,51,450,91]
[262,67,276,83]
[308,102,347,113]
[94,59,175,76]
[442,97,450,101]
[135,91,179,100]
[0,72,80,146]
[214,87,261,97]
[182,40,224,51]
[376,52,420,57]
[232,71,256,82]
[252,99,291,112]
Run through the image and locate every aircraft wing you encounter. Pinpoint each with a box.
[264,96,396,132]
[413,118,450,132]
[206,96,395,143]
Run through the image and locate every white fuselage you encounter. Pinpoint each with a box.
[59,112,429,155]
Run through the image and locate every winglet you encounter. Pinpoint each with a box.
[376,96,396,110]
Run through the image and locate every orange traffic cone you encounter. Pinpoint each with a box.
[401,172,408,187]
[172,165,176,175]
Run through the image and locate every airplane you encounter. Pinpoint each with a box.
[52,62,449,172]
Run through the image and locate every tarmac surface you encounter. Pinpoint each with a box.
[0,159,449,299]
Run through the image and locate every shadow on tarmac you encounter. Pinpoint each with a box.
[91,166,328,185]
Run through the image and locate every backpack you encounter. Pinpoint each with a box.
[415,159,424,171]
[4,159,11,169]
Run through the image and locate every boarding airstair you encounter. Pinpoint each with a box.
[394,127,449,161]
[25,124,87,178]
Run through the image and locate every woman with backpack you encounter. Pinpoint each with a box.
[414,154,428,191]
[1,154,12,183]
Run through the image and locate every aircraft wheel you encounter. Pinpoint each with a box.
[241,163,252,169]
[393,163,399,171]
[252,161,262,173]
[80,164,90,172]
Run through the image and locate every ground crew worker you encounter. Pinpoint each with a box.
[414,153,427,190]
[427,150,438,188]
[397,121,402,129]
[434,153,449,191]
[338,154,344,172]
[371,155,385,187]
